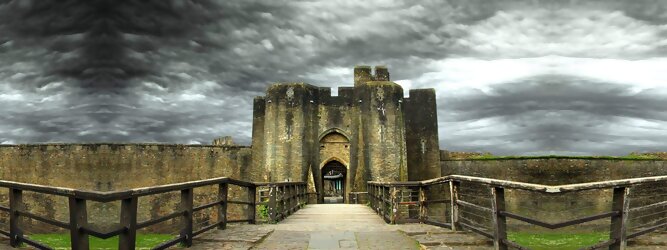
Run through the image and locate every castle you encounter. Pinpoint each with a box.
[250,66,440,203]
[2,66,667,234]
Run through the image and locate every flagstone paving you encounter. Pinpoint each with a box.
[192,204,491,249]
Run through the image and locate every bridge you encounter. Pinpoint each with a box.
[190,204,489,249]
[1,175,667,249]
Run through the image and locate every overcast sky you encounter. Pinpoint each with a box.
[1,0,666,155]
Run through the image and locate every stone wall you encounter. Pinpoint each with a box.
[440,153,667,232]
[404,89,440,181]
[0,144,257,233]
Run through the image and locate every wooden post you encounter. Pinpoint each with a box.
[294,185,298,208]
[491,187,507,250]
[295,185,301,208]
[390,186,398,224]
[380,186,385,216]
[68,197,89,250]
[449,181,460,231]
[278,186,284,219]
[9,189,23,248]
[610,187,630,250]
[247,185,256,224]
[288,185,295,214]
[119,197,138,250]
[218,183,229,229]
[419,185,427,223]
[368,185,372,208]
[268,185,277,222]
[301,184,305,206]
[180,188,194,247]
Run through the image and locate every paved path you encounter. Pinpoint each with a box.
[254,204,418,250]
[192,204,493,250]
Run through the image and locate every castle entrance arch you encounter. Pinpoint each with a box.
[318,129,351,203]
[321,161,346,203]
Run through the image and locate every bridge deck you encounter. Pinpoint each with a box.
[193,204,492,250]
[254,204,417,249]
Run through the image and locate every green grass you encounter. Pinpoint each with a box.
[26,234,177,250]
[508,232,609,250]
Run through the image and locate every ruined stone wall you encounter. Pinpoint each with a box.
[441,155,667,232]
[404,89,440,181]
[0,144,255,233]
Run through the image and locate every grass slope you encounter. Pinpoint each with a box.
[508,232,608,250]
[26,234,177,250]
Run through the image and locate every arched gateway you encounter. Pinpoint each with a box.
[321,160,346,203]
[318,131,350,203]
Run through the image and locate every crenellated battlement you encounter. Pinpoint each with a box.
[354,65,390,86]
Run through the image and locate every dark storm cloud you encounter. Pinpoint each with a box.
[440,77,667,155]
[2,0,666,155]
[0,0,226,143]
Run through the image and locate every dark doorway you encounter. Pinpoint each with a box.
[321,161,346,204]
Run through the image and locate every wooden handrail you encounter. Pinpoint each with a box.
[369,174,667,194]
[368,174,667,250]
[2,177,307,250]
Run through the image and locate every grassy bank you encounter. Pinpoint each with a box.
[508,232,608,250]
[26,234,176,249]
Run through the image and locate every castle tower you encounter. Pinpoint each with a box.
[352,66,407,186]
[251,66,440,204]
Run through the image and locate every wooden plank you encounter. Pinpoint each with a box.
[227,200,254,205]
[218,183,228,229]
[119,197,138,250]
[247,185,256,224]
[457,200,493,213]
[609,187,630,250]
[491,187,507,250]
[419,186,426,223]
[626,220,667,239]
[268,185,277,222]
[68,197,89,250]
[193,200,222,212]
[16,210,69,229]
[450,181,459,231]
[500,211,618,230]
[136,210,184,229]
[423,219,451,228]
[629,200,667,213]
[17,235,53,250]
[9,188,23,247]
[152,235,185,250]
[390,187,397,224]
[180,188,194,247]
[193,222,221,237]
[458,221,494,239]
[81,226,125,239]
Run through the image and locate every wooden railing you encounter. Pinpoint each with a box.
[0,178,306,250]
[368,175,667,250]
[255,182,308,223]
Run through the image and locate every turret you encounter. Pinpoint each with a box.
[354,65,390,86]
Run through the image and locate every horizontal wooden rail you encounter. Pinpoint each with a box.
[1,177,307,250]
[369,174,667,194]
[369,174,667,250]
[81,226,126,239]
[500,211,619,230]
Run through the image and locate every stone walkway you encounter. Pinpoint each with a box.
[193,204,491,250]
